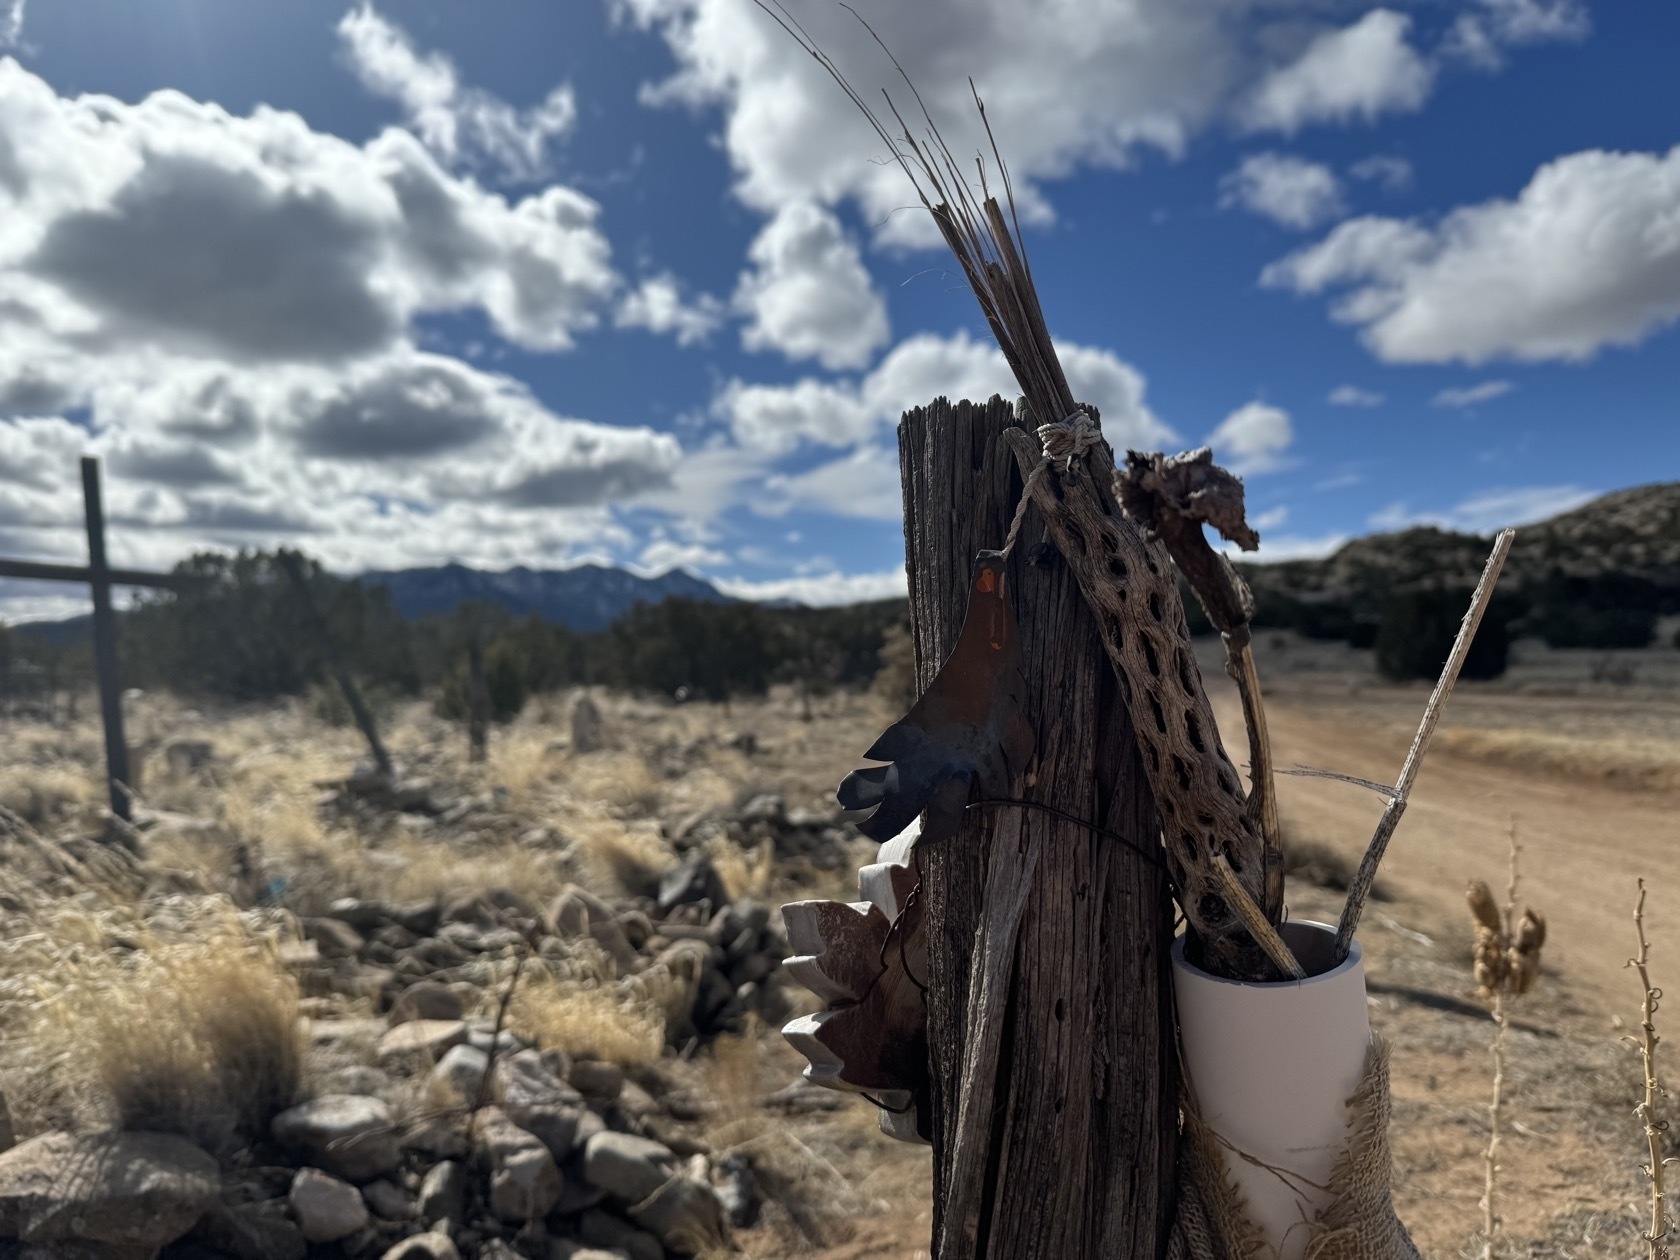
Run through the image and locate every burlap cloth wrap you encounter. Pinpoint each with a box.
[1169,1035,1421,1260]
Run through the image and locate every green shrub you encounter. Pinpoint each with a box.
[1375,588,1509,682]
[1532,604,1655,650]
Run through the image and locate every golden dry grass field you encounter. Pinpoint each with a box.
[1,627,1678,1257]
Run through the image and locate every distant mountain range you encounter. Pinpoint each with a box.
[11,482,1679,644]
[1240,481,1680,604]
[357,562,732,632]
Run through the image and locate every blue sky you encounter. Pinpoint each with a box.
[0,0,1676,621]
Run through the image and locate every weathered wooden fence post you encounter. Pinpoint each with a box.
[80,457,132,821]
[277,550,394,780]
[467,636,489,764]
[902,396,1177,1257]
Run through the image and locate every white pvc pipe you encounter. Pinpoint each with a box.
[1171,920,1370,1260]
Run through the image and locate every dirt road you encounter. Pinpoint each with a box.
[769,682,1680,1257]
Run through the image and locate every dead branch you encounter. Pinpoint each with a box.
[1628,879,1673,1260]
[1334,528,1516,960]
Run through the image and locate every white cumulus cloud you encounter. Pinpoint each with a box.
[1349,154,1412,191]
[1445,0,1590,70]
[616,273,725,346]
[1241,10,1433,136]
[1206,401,1293,475]
[0,54,705,615]
[1261,145,1680,364]
[1220,152,1344,229]
[713,566,908,607]
[715,329,1175,457]
[337,5,577,183]
[1369,485,1596,534]
[734,201,889,369]
[619,0,1266,246]
[1327,385,1384,407]
[1432,379,1513,408]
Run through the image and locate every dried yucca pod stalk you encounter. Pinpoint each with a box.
[1466,879,1547,999]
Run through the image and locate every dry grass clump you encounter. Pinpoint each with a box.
[6,910,302,1154]
[490,725,561,796]
[566,749,664,818]
[506,971,665,1068]
[1436,728,1680,795]
[0,764,98,827]
[567,815,674,899]
[706,835,775,903]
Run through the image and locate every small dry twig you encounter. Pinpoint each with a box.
[467,928,537,1144]
[1335,527,1516,960]
[1470,818,1546,1259]
[1628,879,1673,1260]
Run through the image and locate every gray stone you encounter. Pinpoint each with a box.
[0,1088,12,1154]
[474,1107,563,1223]
[381,1233,462,1260]
[544,886,639,973]
[629,1174,731,1254]
[361,1177,416,1220]
[318,1064,392,1099]
[288,1167,369,1243]
[271,1094,401,1182]
[377,1019,469,1062]
[657,852,728,913]
[388,981,465,1025]
[302,916,365,959]
[417,1159,465,1226]
[712,1150,759,1229]
[0,1130,217,1251]
[577,1209,663,1260]
[571,694,604,753]
[390,899,443,936]
[404,1115,469,1160]
[582,1131,676,1203]
[326,897,397,931]
[427,1043,490,1106]
[549,1245,630,1260]
[493,1050,583,1159]
[190,1197,307,1260]
[570,1108,606,1154]
[567,1060,624,1103]
[740,793,784,825]
[464,1024,523,1055]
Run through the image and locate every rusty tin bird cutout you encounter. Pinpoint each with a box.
[837,550,1035,846]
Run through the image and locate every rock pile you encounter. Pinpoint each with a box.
[0,745,864,1258]
[666,794,862,877]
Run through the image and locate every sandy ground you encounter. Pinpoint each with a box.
[7,630,1679,1257]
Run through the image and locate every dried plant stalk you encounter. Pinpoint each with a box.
[1337,528,1516,961]
[1471,819,1538,1259]
[1628,879,1673,1259]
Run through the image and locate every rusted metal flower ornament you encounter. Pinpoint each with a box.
[781,551,1035,1141]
